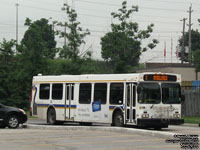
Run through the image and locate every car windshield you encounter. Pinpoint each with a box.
[162,83,181,104]
[138,83,161,104]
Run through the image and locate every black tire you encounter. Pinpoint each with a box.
[154,127,162,130]
[7,115,20,129]
[47,109,56,125]
[113,112,124,127]
[79,122,92,126]
[55,121,64,125]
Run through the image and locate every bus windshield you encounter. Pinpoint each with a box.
[138,83,161,104]
[162,83,181,104]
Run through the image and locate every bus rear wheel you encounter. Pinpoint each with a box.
[113,112,124,127]
[47,109,56,125]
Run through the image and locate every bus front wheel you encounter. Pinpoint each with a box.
[113,112,124,127]
[47,109,56,125]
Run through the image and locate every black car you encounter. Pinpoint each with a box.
[0,103,27,128]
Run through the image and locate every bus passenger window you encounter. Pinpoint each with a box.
[94,83,107,104]
[52,84,63,100]
[79,83,91,104]
[110,83,124,105]
[39,84,50,100]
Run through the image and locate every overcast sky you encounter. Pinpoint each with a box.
[1,0,200,63]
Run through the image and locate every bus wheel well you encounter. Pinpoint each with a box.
[47,106,56,124]
[112,108,124,126]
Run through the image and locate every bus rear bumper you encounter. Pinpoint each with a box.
[137,118,184,127]
[169,118,184,125]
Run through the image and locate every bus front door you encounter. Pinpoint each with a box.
[125,83,136,124]
[65,83,75,121]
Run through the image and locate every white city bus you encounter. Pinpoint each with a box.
[30,72,184,128]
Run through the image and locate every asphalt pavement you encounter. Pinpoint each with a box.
[0,119,199,150]
[27,118,200,138]
[0,127,181,150]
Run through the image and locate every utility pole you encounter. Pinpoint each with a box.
[64,0,68,47]
[15,3,19,46]
[188,4,193,64]
[180,18,187,64]
[171,38,173,63]
[164,41,166,63]
[64,24,67,46]
[72,0,75,9]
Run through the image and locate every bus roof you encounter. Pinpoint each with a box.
[32,72,181,83]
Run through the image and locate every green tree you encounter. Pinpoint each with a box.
[20,18,57,75]
[101,1,158,73]
[193,50,200,72]
[179,29,200,62]
[8,18,58,109]
[57,3,90,60]
[0,39,16,105]
[22,18,57,59]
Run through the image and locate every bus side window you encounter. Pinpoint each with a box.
[39,84,50,100]
[52,84,63,100]
[110,83,124,105]
[94,83,107,104]
[79,83,91,104]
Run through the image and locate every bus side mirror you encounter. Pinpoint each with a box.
[181,94,185,102]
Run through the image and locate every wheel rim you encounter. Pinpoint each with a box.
[9,117,19,128]
[116,116,122,125]
[48,110,55,124]
[115,114,123,126]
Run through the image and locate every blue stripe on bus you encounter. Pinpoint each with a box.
[37,104,49,107]
[33,87,37,104]
[37,104,77,109]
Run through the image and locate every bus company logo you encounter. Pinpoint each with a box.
[92,101,101,112]
[165,134,199,149]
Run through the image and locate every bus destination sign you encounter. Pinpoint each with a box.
[144,74,177,81]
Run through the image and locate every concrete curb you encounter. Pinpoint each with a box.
[24,124,175,139]
[182,123,200,128]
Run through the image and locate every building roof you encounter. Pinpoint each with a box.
[145,63,193,69]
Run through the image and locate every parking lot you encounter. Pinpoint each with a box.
[0,127,181,150]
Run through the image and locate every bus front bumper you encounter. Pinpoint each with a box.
[137,118,184,127]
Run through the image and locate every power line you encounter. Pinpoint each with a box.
[0,1,192,25]
[23,0,61,6]
[1,3,181,26]
[77,0,187,12]
[16,0,189,15]
[20,4,62,13]
[141,0,200,5]
[2,0,185,20]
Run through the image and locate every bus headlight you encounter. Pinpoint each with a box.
[173,112,180,118]
[142,113,149,118]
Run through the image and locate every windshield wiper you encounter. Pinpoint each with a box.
[150,104,154,109]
